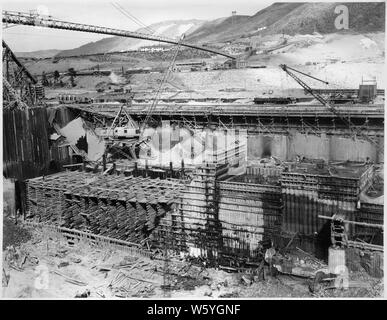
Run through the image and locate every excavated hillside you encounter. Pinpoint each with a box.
[186,2,385,43]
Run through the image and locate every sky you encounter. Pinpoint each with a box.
[1,0,273,52]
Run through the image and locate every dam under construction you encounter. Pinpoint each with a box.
[2,7,384,299]
[6,101,383,261]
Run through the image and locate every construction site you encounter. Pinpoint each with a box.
[2,4,385,299]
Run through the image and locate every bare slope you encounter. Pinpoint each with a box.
[186,2,385,43]
[15,49,61,59]
[56,19,205,57]
[16,3,385,58]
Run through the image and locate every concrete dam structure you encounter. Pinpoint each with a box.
[68,102,384,164]
[16,101,383,265]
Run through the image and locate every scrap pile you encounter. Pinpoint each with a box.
[4,244,39,273]
[109,271,156,297]
[26,171,185,244]
[107,257,160,298]
[104,256,208,297]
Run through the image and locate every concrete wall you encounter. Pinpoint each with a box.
[247,131,383,162]
[137,124,382,166]
[3,179,15,217]
[138,125,248,167]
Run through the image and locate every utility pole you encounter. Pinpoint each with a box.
[231,11,236,26]
[163,228,172,298]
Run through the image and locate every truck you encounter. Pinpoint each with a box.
[265,247,337,293]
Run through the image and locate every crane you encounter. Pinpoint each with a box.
[279,64,380,149]
[139,37,186,297]
[99,35,185,162]
[141,34,185,132]
[111,2,156,35]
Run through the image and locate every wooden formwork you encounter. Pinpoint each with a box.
[280,166,375,237]
[25,171,184,245]
[23,221,153,258]
[246,167,282,179]
[154,156,282,263]
[356,202,383,244]
[217,181,282,258]
[24,161,381,263]
[153,161,223,259]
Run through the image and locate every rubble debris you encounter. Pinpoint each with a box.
[52,270,88,286]
[241,275,252,286]
[97,266,112,272]
[58,261,70,268]
[70,257,82,264]
[295,247,325,267]
[2,222,383,299]
[359,251,383,278]
[95,290,106,298]
[265,247,333,285]
[75,289,91,298]
[2,268,10,287]
[3,218,32,250]
[4,245,36,271]
[56,249,69,258]
[203,288,212,297]
[108,270,157,298]
[9,265,24,272]
[219,291,239,298]
[117,269,160,284]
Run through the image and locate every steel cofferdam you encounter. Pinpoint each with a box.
[2,11,236,59]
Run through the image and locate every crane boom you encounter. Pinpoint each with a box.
[280,64,333,109]
[3,10,235,59]
[280,64,380,148]
[141,35,184,133]
[2,75,29,110]
[280,64,328,86]
[100,36,185,162]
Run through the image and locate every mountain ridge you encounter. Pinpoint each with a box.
[56,19,207,57]
[16,2,385,58]
[186,2,385,43]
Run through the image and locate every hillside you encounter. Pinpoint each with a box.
[56,19,206,57]
[15,49,61,59]
[186,3,303,43]
[186,2,385,43]
[15,2,385,59]
[185,15,251,43]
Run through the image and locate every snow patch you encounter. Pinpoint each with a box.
[154,24,176,35]
[360,38,377,49]
[109,71,125,84]
[177,23,195,35]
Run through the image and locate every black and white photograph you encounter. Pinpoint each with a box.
[0,0,385,302]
